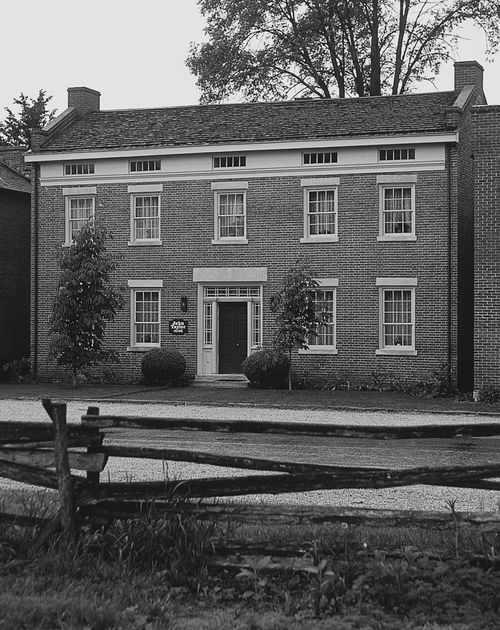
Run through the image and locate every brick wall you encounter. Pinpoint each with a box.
[472,105,500,388]
[0,189,30,363]
[34,170,456,385]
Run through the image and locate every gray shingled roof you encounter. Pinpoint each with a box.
[41,91,457,152]
[0,162,30,194]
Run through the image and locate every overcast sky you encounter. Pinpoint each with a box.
[2,0,499,115]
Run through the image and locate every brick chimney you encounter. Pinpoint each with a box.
[67,87,101,112]
[454,61,484,95]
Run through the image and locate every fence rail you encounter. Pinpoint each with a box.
[1,399,500,545]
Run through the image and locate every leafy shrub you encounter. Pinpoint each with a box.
[141,348,186,385]
[0,357,31,383]
[478,385,500,403]
[242,349,289,388]
[405,363,451,398]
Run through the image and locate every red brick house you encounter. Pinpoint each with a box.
[0,152,30,365]
[26,63,486,389]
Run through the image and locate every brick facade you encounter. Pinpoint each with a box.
[472,105,500,388]
[28,65,487,388]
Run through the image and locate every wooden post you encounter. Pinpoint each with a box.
[42,399,75,536]
[86,406,100,486]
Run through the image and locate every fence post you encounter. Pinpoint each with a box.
[86,406,101,486]
[42,399,75,536]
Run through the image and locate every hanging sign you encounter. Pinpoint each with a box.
[169,319,188,335]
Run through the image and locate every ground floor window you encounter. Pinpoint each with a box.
[128,280,162,349]
[376,278,417,355]
[308,288,336,349]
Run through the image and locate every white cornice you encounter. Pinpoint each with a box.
[26,132,459,163]
[40,161,445,187]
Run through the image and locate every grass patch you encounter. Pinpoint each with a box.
[1,504,500,629]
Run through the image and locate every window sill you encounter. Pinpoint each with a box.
[300,236,338,244]
[299,348,338,355]
[376,348,417,356]
[128,240,163,246]
[127,345,160,352]
[211,238,249,245]
[377,235,416,242]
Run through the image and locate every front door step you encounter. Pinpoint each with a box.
[194,374,248,388]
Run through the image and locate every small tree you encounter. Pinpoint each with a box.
[0,90,56,147]
[273,265,323,391]
[49,223,124,386]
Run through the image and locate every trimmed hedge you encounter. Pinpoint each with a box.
[141,348,186,385]
[242,349,289,388]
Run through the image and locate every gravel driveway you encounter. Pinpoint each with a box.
[2,399,500,513]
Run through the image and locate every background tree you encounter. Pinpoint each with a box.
[188,0,500,102]
[0,89,56,147]
[49,223,124,386]
[273,265,324,391]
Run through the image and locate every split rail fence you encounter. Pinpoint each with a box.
[1,399,500,567]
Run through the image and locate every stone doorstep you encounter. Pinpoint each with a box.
[193,374,249,388]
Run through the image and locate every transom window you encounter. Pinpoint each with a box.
[379,186,415,240]
[64,163,95,176]
[133,290,160,346]
[66,196,94,243]
[130,160,161,172]
[309,289,336,348]
[305,188,337,239]
[213,155,246,168]
[216,192,246,240]
[303,151,338,165]
[131,195,160,241]
[204,286,260,298]
[379,147,415,161]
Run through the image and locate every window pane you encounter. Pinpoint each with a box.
[134,196,159,240]
[309,289,335,346]
[383,188,413,234]
[383,289,413,346]
[218,193,245,238]
[135,290,160,344]
[308,189,336,236]
[69,197,94,240]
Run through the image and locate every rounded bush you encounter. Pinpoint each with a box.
[141,348,186,385]
[242,349,289,388]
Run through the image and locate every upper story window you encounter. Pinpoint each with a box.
[65,196,95,244]
[211,181,249,244]
[300,178,339,244]
[377,175,417,242]
[213,155,246,169]
[379,147,415,161]
[130,195,161,243]
[130,160,161,172]
[303,151,338,165]
[64,162,95,176]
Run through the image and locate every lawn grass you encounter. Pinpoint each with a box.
[1,505,500,630]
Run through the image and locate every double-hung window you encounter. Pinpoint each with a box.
[376,278,417,355]
[211,181,248,244]
[63,187,96,245]
[300,279,338,354]
[377,175,417,241]
[132,195,160,242]
[128,184,162,245]
[300,178,339,243]
[128,280,163,349]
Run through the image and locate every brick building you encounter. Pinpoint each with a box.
[0,152,30,364]
[26,63,486,388]
[473,104,500,389]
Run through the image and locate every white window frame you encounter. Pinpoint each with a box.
[64,194,95,245]
[129,194,162,245]
[377,175,417,242]
[211,181,249,244]
[300,178,339,243]
[64,162,95,176]
[129,159,161,172]
[127,280,163,351]
[376,278,417,356]
[299,279,338,355]
[213,155,247,169]
[378,147,415,162]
